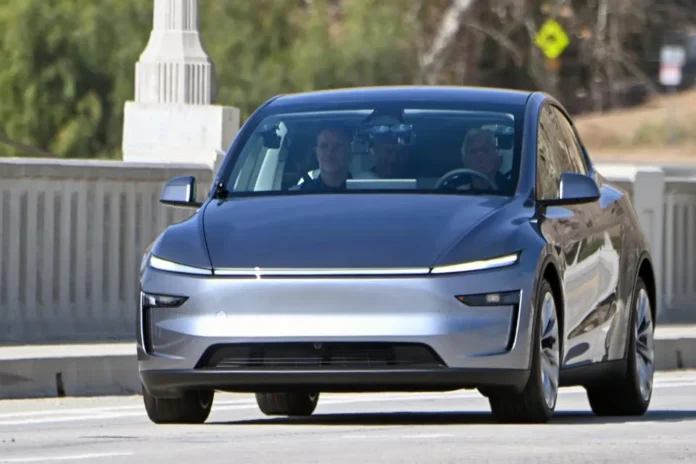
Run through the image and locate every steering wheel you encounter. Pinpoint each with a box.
[434,168,497,191]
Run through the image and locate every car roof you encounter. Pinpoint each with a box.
[267,86,534,110]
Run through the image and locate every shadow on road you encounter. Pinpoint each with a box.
[211,409,696,426]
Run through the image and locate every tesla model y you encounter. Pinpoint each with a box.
[137,86,657,424]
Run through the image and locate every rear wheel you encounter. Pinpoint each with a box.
[142,385,214,424]
[255,392,320,417]
[586,277,654,416]
[488,279,561,423]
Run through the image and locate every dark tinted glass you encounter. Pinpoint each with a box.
[223,105,523,197]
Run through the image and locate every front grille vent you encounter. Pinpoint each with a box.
[196,342,446,370]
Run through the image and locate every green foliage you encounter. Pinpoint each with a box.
[331,0,418,87]
[202,0,416,121]
[0,0,150,158]
[201,0,303,121]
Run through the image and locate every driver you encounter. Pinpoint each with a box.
[298,126,353,191]
[459,128,510,191]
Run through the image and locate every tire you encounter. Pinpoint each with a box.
[255,392,320,417]
[488,279,561,423]
[586,277,654,416]
[142,384,214,424]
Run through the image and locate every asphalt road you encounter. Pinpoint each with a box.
[1,371,696,463]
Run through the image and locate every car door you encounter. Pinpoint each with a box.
[536,103,604,368]
[557,109,625,363]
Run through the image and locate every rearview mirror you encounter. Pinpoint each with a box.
[160,176,202,208]
[260,123,282,148]
[540,172,600,206]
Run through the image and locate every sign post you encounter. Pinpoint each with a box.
[659,45,685,145]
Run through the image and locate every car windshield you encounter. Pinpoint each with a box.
[222,106,521,197]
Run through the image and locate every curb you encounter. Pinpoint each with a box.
[0,353,139,400]
[0,344,139,400]
[653,338,696,371]
[1,336,695,400]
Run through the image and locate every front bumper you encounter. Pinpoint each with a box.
[137,259,539,396]
[140,367,531,396]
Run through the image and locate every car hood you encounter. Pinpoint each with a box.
[201,194,513,269]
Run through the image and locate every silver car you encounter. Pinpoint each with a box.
[138,86,657,424]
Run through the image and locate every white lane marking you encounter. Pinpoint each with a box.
[3,376,692,420]
[0,379,694,427]
[1,452,133,463]
[342,433,453,439]
[0,397,473,426]
[0,398,258,419]
[645,381,696,388]
[0,392,483,421]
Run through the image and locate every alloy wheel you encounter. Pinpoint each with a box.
[540,291,560,410]
[635,288,655,402]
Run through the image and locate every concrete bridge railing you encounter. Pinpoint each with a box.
[0,158,694,343]
[0,159,212,342]
[597,164,696,323]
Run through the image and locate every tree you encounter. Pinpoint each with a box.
[1,0,694,159]
[0,0,150,158]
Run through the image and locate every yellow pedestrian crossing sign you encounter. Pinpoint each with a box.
[535,19,570,59]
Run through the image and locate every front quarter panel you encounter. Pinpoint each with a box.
[431,204,551,364]
[148,208,212,270]
[138,206,213,359]
[600,175,654,361]
[431,196,542,268]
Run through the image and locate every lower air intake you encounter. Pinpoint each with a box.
[196,342,446,370]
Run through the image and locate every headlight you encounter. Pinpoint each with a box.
[141,291,188,308]
[455,290,521,306]
[430,252,519,275]
[148,255,213,275]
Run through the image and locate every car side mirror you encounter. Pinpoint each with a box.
[159,176,203,208]
[540,172,600,207]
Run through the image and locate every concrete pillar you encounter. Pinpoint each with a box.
[135,0,215,105]
[632,167,666,317]
[122,0,240,167]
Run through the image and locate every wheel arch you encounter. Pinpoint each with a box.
[636,253,657,328]
[617,251,657,361]
[535,255,565,357]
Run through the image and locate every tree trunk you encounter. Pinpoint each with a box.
[417,0,477,85]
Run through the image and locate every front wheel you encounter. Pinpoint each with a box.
[586,277,654,416]
[142,384,214,424]
[255,392,320,417]
[488,279,561,423]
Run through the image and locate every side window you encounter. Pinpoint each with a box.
[550,106,588,175]
[225,122,289,192]
[225,135,266,191]
[537,106,563,200]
